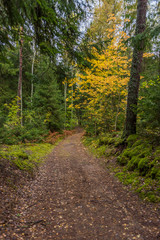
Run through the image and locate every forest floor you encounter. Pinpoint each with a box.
[0,129,160,240]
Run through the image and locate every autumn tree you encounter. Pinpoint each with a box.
[69,26,130,135]
[82,0,122,52]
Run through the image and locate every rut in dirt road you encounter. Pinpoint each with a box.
[3,132,160,240]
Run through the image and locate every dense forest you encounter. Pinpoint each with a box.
[0,0,160,201]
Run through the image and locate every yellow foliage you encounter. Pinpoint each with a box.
[143,52,154,58]
[68,20,131,131]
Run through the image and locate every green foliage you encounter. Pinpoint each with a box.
[127,134,139,147]
[33,70,64,132]
[0,49,67,143]
[83,131,122,158]
[138,77,160,133]
[0,0,89,58]
[98,133,124,147]
[0,97,22,144]
[4,97,21,128]
[0,97,49,144]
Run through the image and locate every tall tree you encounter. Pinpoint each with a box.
[0,0,89,60]
[17,27,23,125]
[123,0,148,138]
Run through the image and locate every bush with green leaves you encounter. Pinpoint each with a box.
[138,77,160,133]
[0,97,49,144]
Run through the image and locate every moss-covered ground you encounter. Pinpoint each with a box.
[0,143,54,173]
[83,132,160,203]
[0,130,74,175]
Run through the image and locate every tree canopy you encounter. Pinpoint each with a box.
[0,0,159,144]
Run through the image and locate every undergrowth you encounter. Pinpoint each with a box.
[0,129,74,174]
[83,132,160,203]
[0,143,54,173]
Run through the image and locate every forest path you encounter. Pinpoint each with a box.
[3,131,160,240]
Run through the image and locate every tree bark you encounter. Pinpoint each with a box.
[31,40,36,106]
[158,50,160,77]
[64,81,67,129]
[17,26,23,126]
[123,0,148,138]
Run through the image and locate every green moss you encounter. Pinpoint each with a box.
[127,156,140,171]
[150,167,160,180]
[83,134,160,203]
[146,194,157,203]
[122,148,131,157]
[118,140,152,173]
[96,145,106,156]
[127,134,139,147]
[0,143,54,172]
[114,138,124,147]
[132,139,145,147]
[115,168,160,202]
[97,132,123,147]
[117,155,129,166]
[98,135,111,146]
[117,147,135,166]
[131,144,151,158]
[138,157,150,175]
[154,147,160,157]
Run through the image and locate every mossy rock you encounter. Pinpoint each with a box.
[138,157,150,175]
[150,167,157,179]
[117,155,129,166]
[121,148,131,158]
[153,148,160,158]
[150,167,160,180]
[17,151,29,159]
[114,138,124,147]
[127,144,152,158]
[117,148,132,165]
[132,139,145,147]
[127,134,139,147]
[127,156,140,171]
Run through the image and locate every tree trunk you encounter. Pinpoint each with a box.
[123,0,148,138]
[158,50,160,77]
[115,91,121,131]
[64,81,67,129]
[31,40,36,106]
[71,84,73,129]
[17,26,23,126]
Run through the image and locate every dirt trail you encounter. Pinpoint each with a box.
[1,132,160,240]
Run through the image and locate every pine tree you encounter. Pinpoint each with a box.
[123,0,148,138]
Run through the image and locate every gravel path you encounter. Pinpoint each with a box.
[1,132,160,240]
